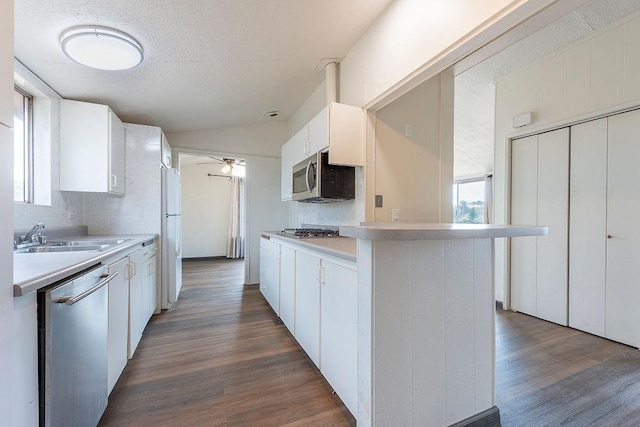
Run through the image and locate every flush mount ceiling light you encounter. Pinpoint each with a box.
[60,26,143,71]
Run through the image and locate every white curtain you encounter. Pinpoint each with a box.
[226,177,246,258]
[484,174,493,224]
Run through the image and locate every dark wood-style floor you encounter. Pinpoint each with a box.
[496,310,640,426]
[100,259,355,427]
[101,259,640,426]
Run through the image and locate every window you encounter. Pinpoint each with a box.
[453,179,485,224]
[14,86,33,203]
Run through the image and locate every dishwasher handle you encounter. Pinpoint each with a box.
[56,272,118,306]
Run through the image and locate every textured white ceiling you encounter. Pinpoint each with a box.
[14,0,393,133]
[454,0,640,179]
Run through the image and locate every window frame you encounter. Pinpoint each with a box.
[453,177,485,224]
[14,85,34,204]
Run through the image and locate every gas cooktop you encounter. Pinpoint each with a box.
[280,228,341,238]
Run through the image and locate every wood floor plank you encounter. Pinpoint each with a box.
[99,259,355,427]
[496,309,640,426]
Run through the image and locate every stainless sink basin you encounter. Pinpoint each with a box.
[15,245,110,253]
[48,239,129,247]
[14,238,131,254]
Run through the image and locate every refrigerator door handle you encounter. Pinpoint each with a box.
[166,213,181,218]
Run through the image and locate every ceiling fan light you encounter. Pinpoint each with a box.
[221,164,232,174]
[60,26,143,71]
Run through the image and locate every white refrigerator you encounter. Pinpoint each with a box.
[162,167,183,308]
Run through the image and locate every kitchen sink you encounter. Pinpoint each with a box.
[47,239,129,247]
[14,238,132,254]
[14,245,111,253]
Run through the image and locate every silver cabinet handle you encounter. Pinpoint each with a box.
[56,272,118,306]
[111,174,117,188]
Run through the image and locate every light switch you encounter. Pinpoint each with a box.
[392,209,400,222]
[375,195,383,208]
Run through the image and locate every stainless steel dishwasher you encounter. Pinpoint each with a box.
[37,264,118,427]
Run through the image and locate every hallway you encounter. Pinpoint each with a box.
[100,259,355,426]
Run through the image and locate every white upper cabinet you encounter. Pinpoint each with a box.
[60,100,125,195]
[291,125,309,166]
[161,133,172,168]
[309,102,364,166]
[0,0,12,128]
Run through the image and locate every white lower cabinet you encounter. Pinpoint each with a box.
[140,243,158,328]
[319,259,358,416]
[260,239,358,416]
[259,237,281,315]
[294,251,322,366]
[279,246,296,334]
[128,247,145,358]
[107,257,129,393]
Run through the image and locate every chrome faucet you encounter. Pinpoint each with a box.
[20,222,46,245]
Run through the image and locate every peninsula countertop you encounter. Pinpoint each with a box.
[261,232,357,262]
[14,234,158,297]
[339,223,549,241]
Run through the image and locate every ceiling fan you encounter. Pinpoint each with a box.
[197,156,246,175]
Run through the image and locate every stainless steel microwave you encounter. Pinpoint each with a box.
[292,151,355,203]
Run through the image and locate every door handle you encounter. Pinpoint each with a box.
[56,272,118,306]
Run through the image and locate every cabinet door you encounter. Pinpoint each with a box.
[109,111,125,195]
[148,252,158,317]
[291,126,310,165]
[510,135,538,316]
[107,257,129,393]
[606,109,640,348]
[259,238,280,315]
[320,259,358,415]
[308,106,329,155]
[294,251,321,367]
[128,249,144,358]
[569,118,607,336]
[327,103,364,166]
[279,246,296,334]
[536,128,569,325]
[281,140,294,201]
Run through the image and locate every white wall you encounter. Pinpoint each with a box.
[338,0,551,108]
[494,11,640,303]
[373,73,453,223]
[84,124,162,236]
[167,121,288,284]
[13,64,85,232]
[0,0,13,422]
[181,163,232,258]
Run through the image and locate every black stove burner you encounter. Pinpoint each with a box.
[282,228,340,238]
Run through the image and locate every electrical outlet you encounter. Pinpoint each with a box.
[392,209,400,222]
[404,123,413,138]
[67,205,76,219]
[375,195,383,208]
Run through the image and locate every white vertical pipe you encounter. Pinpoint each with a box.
[325,62,337,104]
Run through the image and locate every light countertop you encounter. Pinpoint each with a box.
[261,232,356,262]
[14,234,158,297]
[340,223,548,241]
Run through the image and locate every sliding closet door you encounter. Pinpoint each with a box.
[569,118,607,336]
[536,128,569,325]
[606,109,640,348]
[510,135,539,317]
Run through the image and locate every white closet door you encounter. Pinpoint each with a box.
[569,118,608,336]
[536,128,569,325]
[606,109,640,348]
[510,135,538,316]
